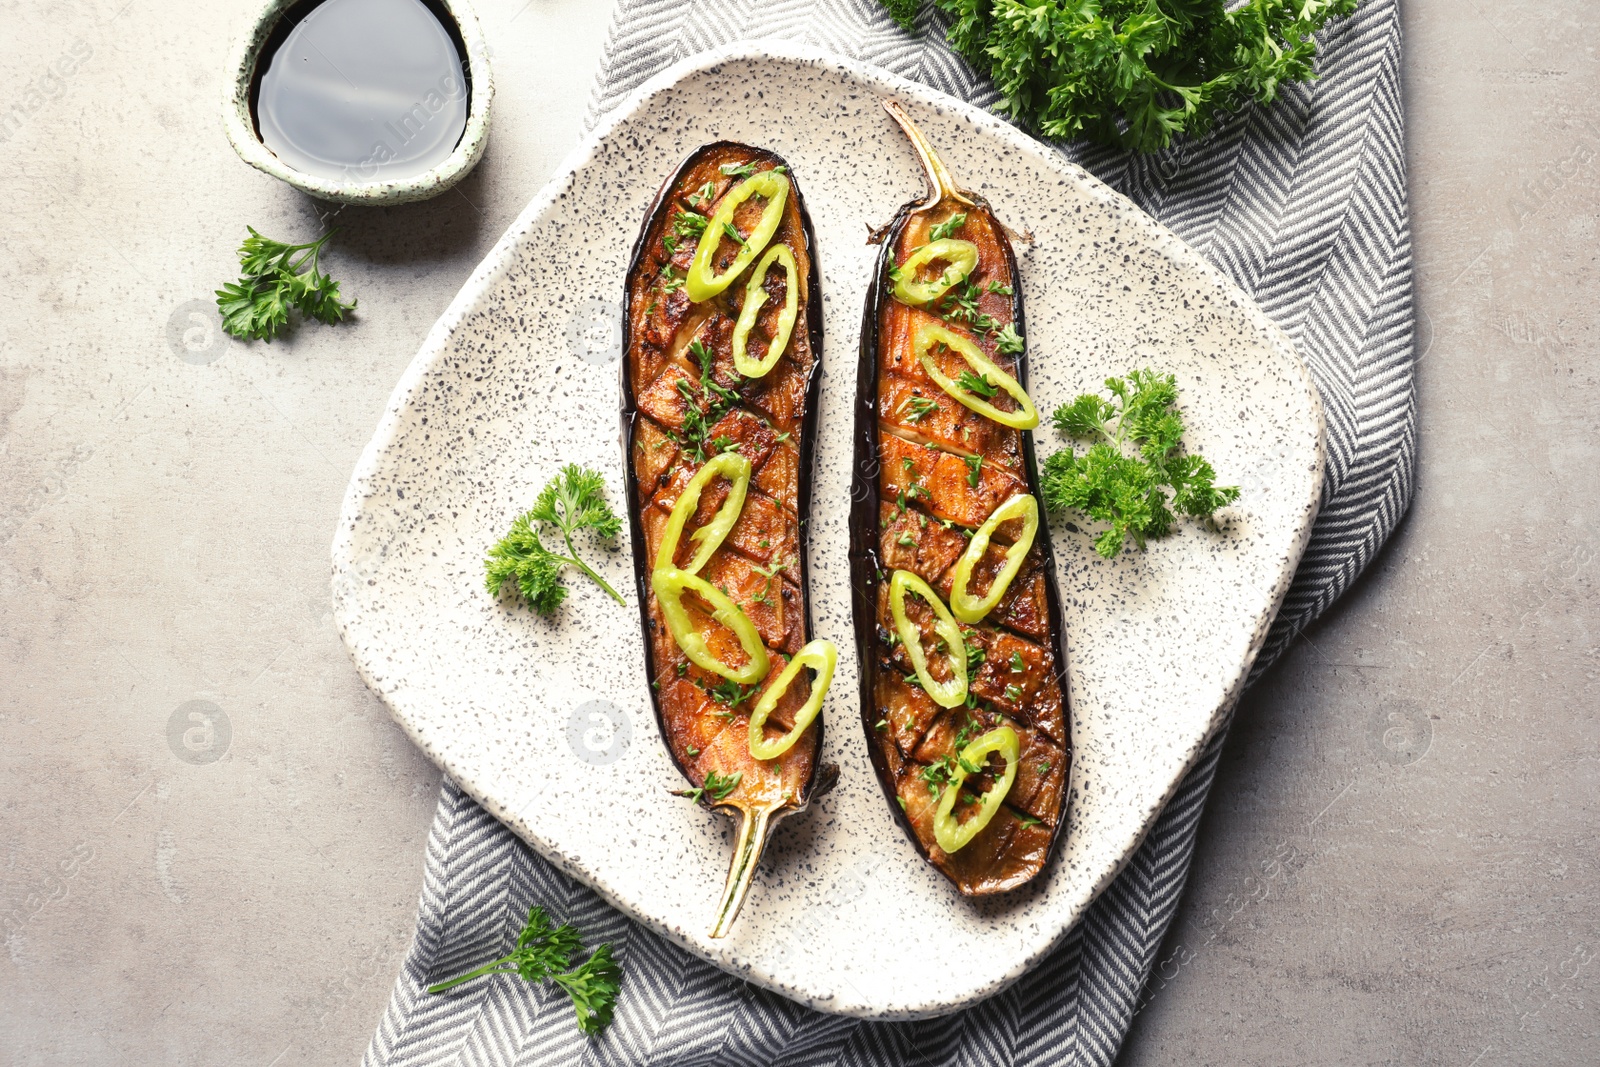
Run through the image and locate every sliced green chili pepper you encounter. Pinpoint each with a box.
[686,170,790,303]
[747,639,835,760]
[891,238,978,307]
[652,566,769,684]
[932,725,1019,854]
[731,243,798,379]
[888,569,968,709]
[949,493,1039,623]
[914,320,1039,430]
[655,452,752,575]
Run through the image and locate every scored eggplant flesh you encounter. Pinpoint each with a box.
[851,101,1071,896]
[620,141,831,936]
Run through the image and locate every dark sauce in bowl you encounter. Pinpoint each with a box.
[251,0,471,183]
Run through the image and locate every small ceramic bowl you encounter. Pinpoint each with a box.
[221,0,494,205]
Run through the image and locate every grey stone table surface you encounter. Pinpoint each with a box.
[0,1,1594,1064]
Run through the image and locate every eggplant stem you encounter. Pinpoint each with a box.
[882,98,976,212]
[708,804,774,938]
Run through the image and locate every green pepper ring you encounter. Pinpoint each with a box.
[932,725,1020,854]
[914,319,1038,430]
[654,452,752,576]
[747,638,835,760]
[686,170,790,303]
[891,238,979,307]
[731,243,799,379]
[949,493,1039,624]
[888,569,968,709]
[652,566,770,685]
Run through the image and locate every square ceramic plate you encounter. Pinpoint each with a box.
[332,41,1324,1019]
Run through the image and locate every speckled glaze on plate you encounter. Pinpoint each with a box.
[331,42,1324,1019]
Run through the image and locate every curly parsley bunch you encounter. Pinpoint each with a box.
[1041,370,1239,558]
[885,0,1359,152]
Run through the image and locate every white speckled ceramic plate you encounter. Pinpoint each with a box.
[332,42,1324,1019]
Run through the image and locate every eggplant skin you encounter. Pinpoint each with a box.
[619,142,828,812]
[850,196,1072,897]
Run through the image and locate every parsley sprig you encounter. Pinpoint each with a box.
[553,945,623,1034]
[215,227,356,342]
[427,905,621,1036]
[485,465,626,612]
[885,0,1358,153]
[1041,370,1238,558]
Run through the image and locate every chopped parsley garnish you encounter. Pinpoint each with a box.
[750,556,791,608]
[920,754,957,796]
[677,769,742,803]
[928,212,968,242]
[961,631,987,708]
[708,679,757,708]
[899,395,940,422]
[718,162,786,178]
[668,210,708,255]
[995,323,1025,356]
[938,281,999,335]
[956,369,1000,399]
[676,340,744,462]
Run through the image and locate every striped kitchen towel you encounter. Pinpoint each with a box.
[363,1,1415,1063]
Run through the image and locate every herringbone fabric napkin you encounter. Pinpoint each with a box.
[364,2,1414,1063]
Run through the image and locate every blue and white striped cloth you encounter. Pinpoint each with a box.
[364,2,1415,1062]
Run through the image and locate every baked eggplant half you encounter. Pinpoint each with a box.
[621,142,833,937]
[850,102,1070,896]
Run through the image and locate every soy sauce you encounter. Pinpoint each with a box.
[253,0,469,183]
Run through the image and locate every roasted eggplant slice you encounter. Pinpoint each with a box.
[851,102,1071,896]
[621,142,832,936]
